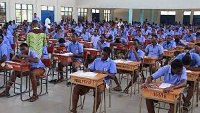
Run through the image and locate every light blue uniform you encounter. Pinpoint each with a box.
[162,41,176,50]
[67,42,83,61]
[0,43,10,61]
[128,49,145,61]
[175,53,200,67]
[145,44,164,58]
[95,42,110,50]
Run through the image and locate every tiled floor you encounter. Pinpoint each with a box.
[0,75,200,113]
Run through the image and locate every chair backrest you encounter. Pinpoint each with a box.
[41,59,52,68]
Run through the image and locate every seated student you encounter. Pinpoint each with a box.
[91,30,100,48]
[81,28,91,41]
[95,34,110,50]
[174,37,187,47]
[162,35,176,50]
[183,30,196,43]
[0,34,10,69]
[189,44,200,54]
[175,52,200,110]
[2,26,14,44]
[57,38,71,48]
[58,35,83,82]
[53,26,64,40]
[134,30,146,45]
[141,59,187,113]
[70,47,120,113]
[145,37,164,72]
[122,39,145,93]
[0,43,45,102]
[42,46,49,59]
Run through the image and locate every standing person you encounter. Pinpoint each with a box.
[32,13,40,21]
[45,16,51,29]
[27,20,47,58]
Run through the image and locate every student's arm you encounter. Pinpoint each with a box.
[133,48,140,61]
[12,55,23,62]
[20,54,39,63]
[0,55,7,63]
[141,76,153,89]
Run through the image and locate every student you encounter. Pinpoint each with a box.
[32,13,40,21]
[174,37,187,47]
[53,26,64,40]
[0,43,45,102]
[95,34,110,50]
[2,26,14,44]
[123,39,145,93]
[141,59,187,113]
[0,34,10,69]
[162,35,176,50]
[189,44,200,54]
[134,30,146,44]
[81,28,91,41]
[91,30,100,48]
[183,30,196,43]
[175,52,200,110]
[58,35,83,82]
[70,47,118,113]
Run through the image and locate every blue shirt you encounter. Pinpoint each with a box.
[189,49,197,54]
[162,41,176,50]
[145,44,164,58]
[95,41,110,50]
[176,40,187,46]
[175,53,200,67]
[2,36,12,52]
[135,35,146,43]
[18,50,45,68]
[0,43,10,61]
[91,36,100,48]
[152,65,187,85]
[81,32,91,41]
[53,32,64,40]
[42,46,49,59]
[121,36,129,43]
[3,30,14,44]
[128,49,145,61]
[67,42,83,61]
[183,35,196,42]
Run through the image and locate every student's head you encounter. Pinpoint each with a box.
[152,34,158,39]
[100,34,106,43]
[34,13,37,17]
[2,26,7,34]
[151,38,157,46]
[94,29,98,36]
[58,38,66,47]
[20,43,29,54]
[32,20,38,27]
[101,47,111,61]
[182,53,191,66]
[194,44,200,54]
[137,30,141,36]
[0,34,4,44]
[175,38,180,43]
[12,20,16,24]
[166,35,172,43]
[171,59,184,75]
[71,34,77,44]
[133,39,140,49]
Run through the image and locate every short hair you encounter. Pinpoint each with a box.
[182,53,191,65]
[152,34,157,39]
[101,34,106,38]
[171,59,183,69]
[133,39,140,44]
[175,38,180,43]
[32,20,38,25]
[0,34,3,38]
[20,43,29,48]
[58,38,65,43]
[103,47,111,55]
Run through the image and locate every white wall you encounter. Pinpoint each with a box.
[2,0,77,22]
[77,0,200,9]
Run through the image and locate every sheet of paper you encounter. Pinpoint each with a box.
[71,71,98,78]
[186,70,192,73]
[159,83,172,89]
[123,60,133,63]
[85,48,98,51]
[61,52,73,56]
[114,59,125,63]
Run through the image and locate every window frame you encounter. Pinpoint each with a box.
[78,8,88,22]
[61,6,73,22]
[104,9,111,22]
[0,2,6,23]
[15,3,33,23]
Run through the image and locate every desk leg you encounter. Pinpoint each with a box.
[131,71,134,97]
[191,81,196,113]
[104,85,106,113]
[68,83,73,113]
[196,81,199,107]
[139,96,142,113]
[20,69,23,101]
[94,86,97,113]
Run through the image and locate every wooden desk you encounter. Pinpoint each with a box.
[176,46,185,52]
[53,46,67,53]
[187,42,195,49]
[114,59,140,96]
[5,61,30,101]
[143,56,157,65]
[139,82,184,113]
[80,41,93,48]
[163,50,175,57]
[48,39,57,45]
[69,72,108,113]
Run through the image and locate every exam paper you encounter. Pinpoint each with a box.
[61,52,73,56]
[159,83,172,89]
[71,71,98,78]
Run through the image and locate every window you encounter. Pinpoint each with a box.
[78,8,87,22]
[104,9,111,22]
[92,9,99,13]
[184,11,191,15]
[61,7,73,22]
[16,4,33,23]
[161,11,176,15]
[194,11,200,15]
[41,6,54,11]
[0,2,6,23]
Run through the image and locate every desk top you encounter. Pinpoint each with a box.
[114,59,140,65]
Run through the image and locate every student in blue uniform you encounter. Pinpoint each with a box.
[183,30,196,43]
[175,52,200,111]
[81,28,91,41]
[58,34,83,82]
[71,47,118,113]
[95,34,110,50]
[162,35,176,50]
[122,39,145,93]
[189,44,200,54]
[0,43,45,102]
[134,30,146,45]
[0,34,10,69]
[142,59,187,113]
